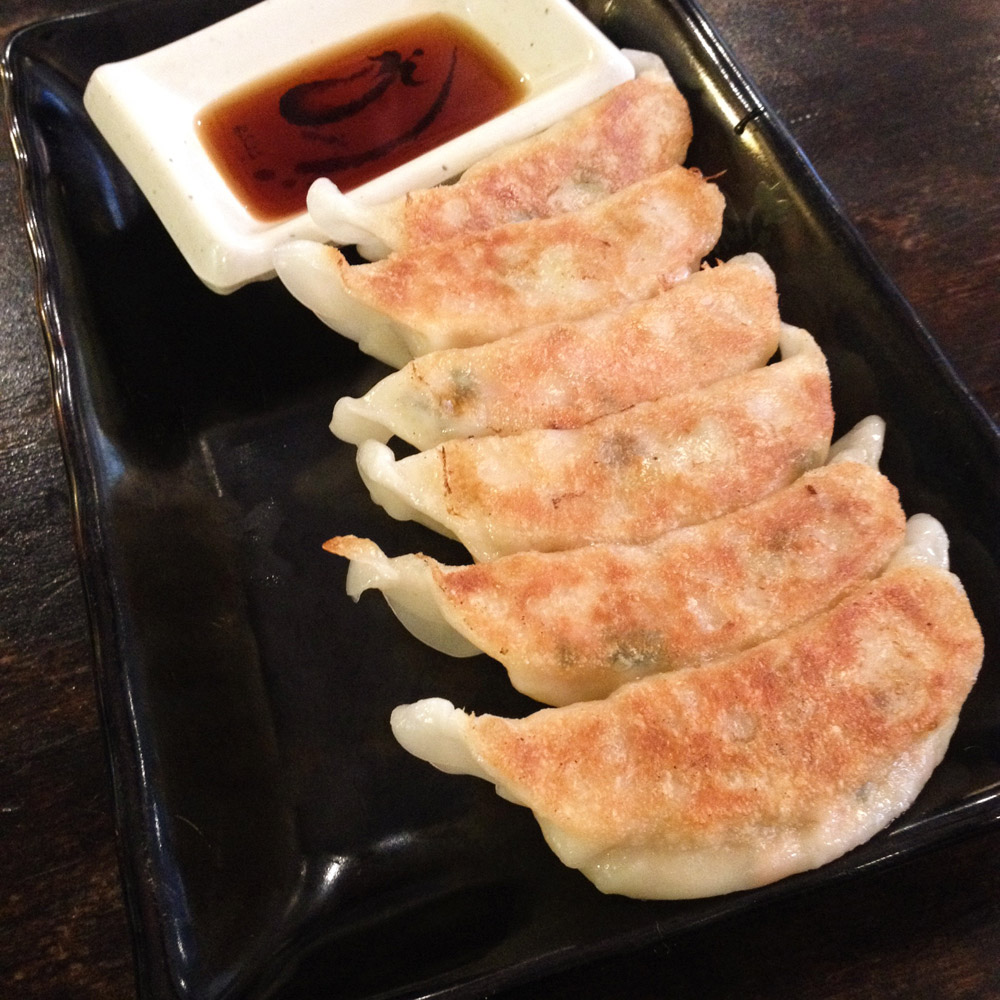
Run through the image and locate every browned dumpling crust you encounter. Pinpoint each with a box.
[357,325,833,560]
[356,166,723,352]
[274,165,725,365]
[392,559,983,898]
[331,253,781,449]
[421,460,906,704]
[307,54,694,259]
[325,459,906,705]
[381,63,694,250]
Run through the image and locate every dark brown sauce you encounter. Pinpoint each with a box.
[195,14,527,223]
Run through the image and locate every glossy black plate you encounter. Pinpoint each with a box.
[4,1,1000,997]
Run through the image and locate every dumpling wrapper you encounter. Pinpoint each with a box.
[274,165,725,367]
[331,253,781,450]
[325,426,904,705]
[354,323,833,561]
[391,516,984,899]
[307,50,693,259]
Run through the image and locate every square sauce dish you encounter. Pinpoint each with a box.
[83,0,634,293]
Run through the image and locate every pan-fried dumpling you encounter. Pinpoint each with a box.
[273,165,725,367]
[325,437,904,705]
[391,516,984,899]
[307,51,693,259]
[354,323,833,561]
[331,253,780,449]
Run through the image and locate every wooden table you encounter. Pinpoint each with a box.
[2,0,998,996]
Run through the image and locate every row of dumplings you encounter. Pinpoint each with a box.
[275,52,983,900]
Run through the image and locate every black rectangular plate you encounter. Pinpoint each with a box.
[4,1,1000,998]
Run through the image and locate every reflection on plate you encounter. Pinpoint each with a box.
[4,0,1000,997]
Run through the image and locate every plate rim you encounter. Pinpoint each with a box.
[4,1,1000,997]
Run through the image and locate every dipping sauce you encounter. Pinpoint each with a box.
[195,14,527,222]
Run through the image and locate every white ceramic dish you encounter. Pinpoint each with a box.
[83,0,634,294]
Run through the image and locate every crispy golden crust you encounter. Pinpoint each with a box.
[468,563,983,850]
[400,254,780,441]
[426,334,833,557]
[432,461,906,704]
[339,166,725,355]
[390,71,693,247]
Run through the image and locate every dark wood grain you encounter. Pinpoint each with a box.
[1,1,136,989]
[1,0,997,997]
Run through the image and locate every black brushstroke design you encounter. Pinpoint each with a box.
[279,49,425,127]
[293,47,458,176]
